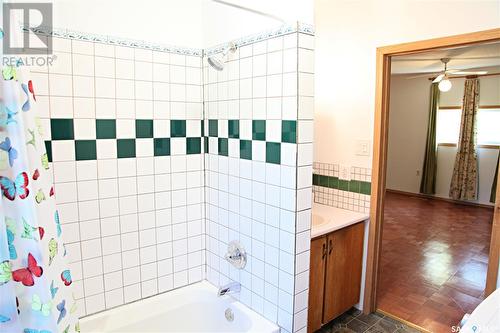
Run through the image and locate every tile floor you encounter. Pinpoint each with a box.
[378,192,493,333]
[315,308,423,333]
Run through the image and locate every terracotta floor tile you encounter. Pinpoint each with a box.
[377,192,493,333]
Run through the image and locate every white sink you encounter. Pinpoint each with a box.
[312,214,328,227]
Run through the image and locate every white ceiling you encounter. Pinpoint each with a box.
[391,41,500,74]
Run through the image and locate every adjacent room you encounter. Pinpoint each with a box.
[378,42,500,332]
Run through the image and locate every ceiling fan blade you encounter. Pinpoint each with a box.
[449,71,488,75]
[404,73,438,79]
[433,74,445,83]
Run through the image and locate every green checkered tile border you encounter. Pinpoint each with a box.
[44,118,203,162]
[44,118,298,164]
[204,119,297,165]
[312,174,371,195]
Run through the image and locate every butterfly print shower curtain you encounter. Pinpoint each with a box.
[0,64,80,332]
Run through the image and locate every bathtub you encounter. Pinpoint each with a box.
[80,281,280,333]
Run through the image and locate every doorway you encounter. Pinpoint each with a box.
[363,28,500,333]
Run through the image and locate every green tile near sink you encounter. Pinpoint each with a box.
[360,182,371,195]
[329,176,339,189]
[338,179,349,191]
[349,180,361,193]
[313,172,372,195]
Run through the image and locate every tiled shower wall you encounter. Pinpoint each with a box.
[30,37,205,316]
[312,162,371,213]
[203,31,314,333]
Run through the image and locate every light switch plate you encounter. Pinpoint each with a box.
[339,164,351,181]
[356,140,370,156]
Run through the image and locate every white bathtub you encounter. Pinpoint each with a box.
[80,281,280,333]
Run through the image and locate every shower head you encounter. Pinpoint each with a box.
[208,43,237,71]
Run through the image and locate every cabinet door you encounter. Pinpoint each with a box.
[307,236,327,333]
[323,222,365,323]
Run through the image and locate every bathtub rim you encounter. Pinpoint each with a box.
[79,280,280,333]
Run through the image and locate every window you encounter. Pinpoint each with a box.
[436,108,500,146]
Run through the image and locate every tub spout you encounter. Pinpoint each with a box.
[218,282,241,296]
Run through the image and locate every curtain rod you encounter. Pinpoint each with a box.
[428,72,500,81]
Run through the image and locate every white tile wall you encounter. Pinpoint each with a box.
[31,37,205,317]
[203,32,314,333]
[29,29,315,331]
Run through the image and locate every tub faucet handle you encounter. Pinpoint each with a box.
[225,241,247,269]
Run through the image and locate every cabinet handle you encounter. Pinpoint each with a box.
[322,243,327,259]
[329,239,333,255]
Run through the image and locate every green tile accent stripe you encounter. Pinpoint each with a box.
[281,120,296,143]
[136,119,153,138]
[313,174,371,195]
[117,139,136,158]
[228,120,239,139]
[51,119,74,140]
[45,119,300,162]
[266,142,280,164]
[154,138,170,156]
[186,137,201,154]
[209,119,218,137]
[218,138,228,156]
[252,120,266,141]
[240,140,252,160]
[96,119,116,139]
[44,141,52,163]
[170,120,186,137]
[75,140,97,160]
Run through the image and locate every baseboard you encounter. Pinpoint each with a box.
[386,189,494,210]
[376,309,431,333]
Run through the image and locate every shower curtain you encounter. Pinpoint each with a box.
[0,64,80,332]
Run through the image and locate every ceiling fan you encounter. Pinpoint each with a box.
[409,58,488,92]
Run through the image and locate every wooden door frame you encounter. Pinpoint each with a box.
[363,28,500,314]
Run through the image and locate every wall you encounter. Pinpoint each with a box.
[202,0,314,48]
[387,74,500,205]
[314,0,500,168]
[203,31,314,333]
[30,36,205,316]
[3,0,204,48]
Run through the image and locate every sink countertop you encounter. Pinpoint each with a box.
[311,203,369,239]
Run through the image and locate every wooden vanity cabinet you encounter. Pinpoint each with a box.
[307,222,365,333]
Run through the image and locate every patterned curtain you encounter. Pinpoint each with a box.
[0,65,80,332]
[449,78,479,200]
[420,83,440,194]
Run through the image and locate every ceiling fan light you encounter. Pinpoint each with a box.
[438,78,452,92]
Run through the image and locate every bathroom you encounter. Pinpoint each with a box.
[0,1,499,333]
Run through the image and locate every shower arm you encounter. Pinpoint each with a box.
[211,0,286,24]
